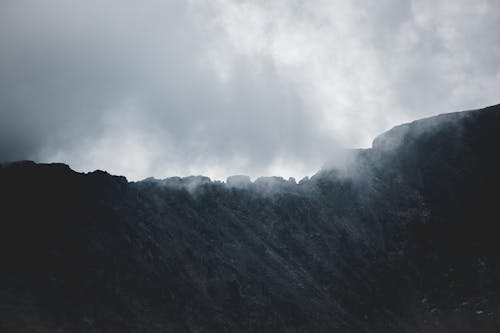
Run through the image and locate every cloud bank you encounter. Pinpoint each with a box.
[1,0,499,180]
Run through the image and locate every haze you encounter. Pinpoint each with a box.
[1,0,499,180]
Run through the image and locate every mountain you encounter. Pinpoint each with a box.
[1,104,500,332]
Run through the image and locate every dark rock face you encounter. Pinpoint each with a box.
[1,104,500,332]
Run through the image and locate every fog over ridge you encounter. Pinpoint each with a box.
[0,0,499,180]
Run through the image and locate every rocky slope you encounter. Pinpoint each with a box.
[1,104,500,332]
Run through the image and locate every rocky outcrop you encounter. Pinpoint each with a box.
[1,104,500,332]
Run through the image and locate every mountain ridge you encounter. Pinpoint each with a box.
[1,104,500,332]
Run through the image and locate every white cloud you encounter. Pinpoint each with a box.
[1,0,499,180]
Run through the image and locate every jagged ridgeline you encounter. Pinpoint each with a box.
[1,104,500,332]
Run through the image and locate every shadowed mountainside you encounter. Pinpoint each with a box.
[1,104,500,332]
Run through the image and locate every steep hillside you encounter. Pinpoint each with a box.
[1,104,500,332]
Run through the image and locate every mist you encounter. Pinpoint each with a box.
[1,0,499,180]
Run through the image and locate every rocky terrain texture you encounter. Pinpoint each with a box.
[1,104,500,332]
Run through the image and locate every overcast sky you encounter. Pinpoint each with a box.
[1,0,499,180]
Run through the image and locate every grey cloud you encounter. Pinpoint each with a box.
[0,0,499,180]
